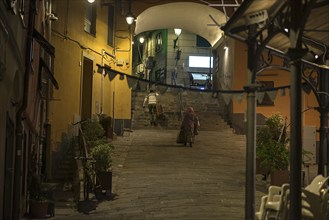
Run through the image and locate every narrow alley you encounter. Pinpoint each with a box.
[51,128,267,220]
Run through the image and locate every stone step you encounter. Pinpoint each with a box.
[131,90,227,130]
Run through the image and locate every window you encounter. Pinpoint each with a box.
[190,73,211,89]
[107,5,115,46]
[133,40,144,65]
[18,0,25,15]
[155,32,162,53]
[257,81,274,106]
[188,56,213,68]
[196,35,211,47]
[85,3,96,35]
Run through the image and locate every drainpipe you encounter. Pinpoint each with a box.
[101,49,105,114]
[13,0,36,219]
[43,0,54,178]
[318,63,329,176]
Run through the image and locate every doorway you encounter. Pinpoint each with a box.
[3,114,14,220]
[81,57,93,120]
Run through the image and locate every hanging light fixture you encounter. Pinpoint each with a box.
[126,0,135,25]
[173,28,182,49]
[87,0,95,3]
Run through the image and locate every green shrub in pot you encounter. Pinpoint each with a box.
[256,113,289,172]
[90,141,113,172]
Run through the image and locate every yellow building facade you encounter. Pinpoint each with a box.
[0,1,327,219]
[49,0,132,167]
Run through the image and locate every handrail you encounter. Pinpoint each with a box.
[78,126,89,158]
[75,126,94,201]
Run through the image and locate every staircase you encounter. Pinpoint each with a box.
[51,134,77,182]
[131,89,229,130]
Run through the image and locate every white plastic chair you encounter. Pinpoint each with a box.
[258,175,329,220]
[263,184,290,220]
[305,175,329,195]
[255,195,268,220]
[277,175,329,220]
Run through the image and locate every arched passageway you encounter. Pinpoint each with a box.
[134,2,227,46]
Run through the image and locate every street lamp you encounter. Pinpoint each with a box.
[139,37,145,44]
[174,28,182,37]
[125,0,135,25]
[126,13,135,25]
[173,28,182,49]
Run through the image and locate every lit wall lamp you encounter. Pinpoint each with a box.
[126,13,135,25]
[173,28,182,49]
[139,37,145,44]
[224,42,228,50]
[126,0,135,25]
[174,28,182,37]
[309,51,319,61]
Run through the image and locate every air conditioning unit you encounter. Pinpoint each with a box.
[146,56,154,69]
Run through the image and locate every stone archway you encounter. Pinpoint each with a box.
[134,2,227,46]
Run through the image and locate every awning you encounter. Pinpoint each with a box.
[222,0,329,63]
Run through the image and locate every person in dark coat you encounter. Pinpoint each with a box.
[178,106,199,147]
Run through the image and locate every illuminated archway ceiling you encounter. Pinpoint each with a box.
[134,2,227,46]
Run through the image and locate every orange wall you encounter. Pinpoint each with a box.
[232,40,322,130]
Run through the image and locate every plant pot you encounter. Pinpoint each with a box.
[256,158,270,175]
[106,126,114,139]
[30,202,48,219]
[270,170,290,186]
[96,171,112,198]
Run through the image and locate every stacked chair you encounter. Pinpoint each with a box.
[256,175,329,220]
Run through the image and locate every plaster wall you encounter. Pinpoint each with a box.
[50,0,132,146]
[0,3,27,218]
[231,40,323,133]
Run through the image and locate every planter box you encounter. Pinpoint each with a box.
[30,202,48,219]
[96,171,112,199]
[270,170,290,186]
[256,158,270,175]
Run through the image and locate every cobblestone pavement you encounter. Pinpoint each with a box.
[52,128,268,220]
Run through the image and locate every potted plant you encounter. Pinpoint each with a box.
[90,140,114,199]
[28,175,49,219]
[98,114,113,139]
[256,113,290,186]
[81,118,105,147]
